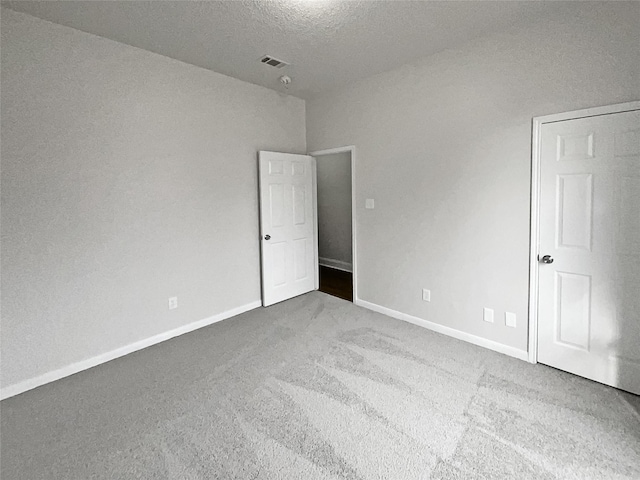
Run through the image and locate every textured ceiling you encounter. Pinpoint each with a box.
[3,0,580,99]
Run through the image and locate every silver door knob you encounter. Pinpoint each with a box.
[264,234,271,240]
[540,255,554,264]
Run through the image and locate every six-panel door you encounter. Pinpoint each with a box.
[259,151,317,306]
[537,109,640,395]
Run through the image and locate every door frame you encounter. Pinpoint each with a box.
[308,146,358,302]
[527,100,640,364]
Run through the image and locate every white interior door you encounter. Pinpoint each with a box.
[537,109,640,394]
[259,151,318,306]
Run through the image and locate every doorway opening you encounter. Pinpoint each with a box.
[311,147,356,302]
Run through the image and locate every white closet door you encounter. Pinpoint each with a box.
[537,109,640,394]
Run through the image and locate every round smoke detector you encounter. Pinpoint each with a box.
[279,75,292,86]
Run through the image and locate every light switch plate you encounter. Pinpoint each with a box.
[422,289,431,302]
[365,198,375,209]
[505,312,517,328]
[483,307,494,323]
[168,297,178,310]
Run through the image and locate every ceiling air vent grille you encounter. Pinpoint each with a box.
[260,55,289,68]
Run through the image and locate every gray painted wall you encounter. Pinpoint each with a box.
[306,3,640,352]
[0,9,306,388]
[316,152,352,270]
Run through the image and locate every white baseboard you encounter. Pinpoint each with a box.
[0,300,262,401]
[354,299,528,362]
[319,257,352,273]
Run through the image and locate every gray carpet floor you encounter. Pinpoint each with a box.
[2,291,639,479]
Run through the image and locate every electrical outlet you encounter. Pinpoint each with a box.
[168,297,178,310]
[365,198,375,209]
[422,289,431,302]
[505,312,517,328]
[483,307,494,323]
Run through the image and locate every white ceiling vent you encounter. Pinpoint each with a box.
[260,55,289,68]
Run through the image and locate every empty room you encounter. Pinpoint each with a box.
[1,1,639,479]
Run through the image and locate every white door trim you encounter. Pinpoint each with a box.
[309,146,358,302]
[528,100,640,364]
[312,156,319,291]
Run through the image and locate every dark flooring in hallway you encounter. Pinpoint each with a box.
[319,265,353,302]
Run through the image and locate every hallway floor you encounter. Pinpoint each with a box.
[319,265,353,302]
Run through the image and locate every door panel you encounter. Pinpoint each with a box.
[259,151,317,306]
[555,271,591,350]
[556,173,593,250]
[538,109,640,395]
